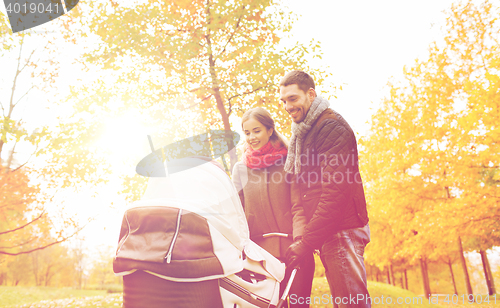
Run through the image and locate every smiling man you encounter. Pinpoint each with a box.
[280,70,371,308]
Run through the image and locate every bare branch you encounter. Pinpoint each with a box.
[162,28,191,34]
[449,214,500,229]
[1,99,5,116]
[226,86,265,116]
[216,6,245,60]
[226,86,265,103]
[6,139,18,171]
[8,37,24,118]
[0,236,38,249]
[11,143,39,172]
[21,42,50,74]
[13,86,35,108]
[181,94,212,111]
[0,218,93,256]
[0,200,27,210]
[17,44,39,75]
[201,94,212,102]
[188,87,202,93]
[0,210,46,235]
[0,236,64,256]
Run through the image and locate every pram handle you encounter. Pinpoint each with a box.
[259,233,292,239]
[275,267,299,308]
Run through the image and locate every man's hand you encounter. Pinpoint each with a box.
[285,239,313,269]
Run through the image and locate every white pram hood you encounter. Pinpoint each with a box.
[118,157,284,282]
[139,157,249,251]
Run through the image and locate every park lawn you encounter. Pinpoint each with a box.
[2,282,499,308]
[6,294,122,308]
[310,278,435,307]
[310,278,500,308]
[0,286,107,308]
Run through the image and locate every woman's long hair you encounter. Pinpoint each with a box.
[241,107,289,151]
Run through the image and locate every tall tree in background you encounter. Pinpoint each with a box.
[0,12,98,260]
[71,0,330,169]
[0,19,64,258]
[361,0,499,296]
[87,245,121,288]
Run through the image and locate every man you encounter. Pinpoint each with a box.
[281,70,371,308]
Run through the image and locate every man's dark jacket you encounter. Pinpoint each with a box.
[291,108,369,249]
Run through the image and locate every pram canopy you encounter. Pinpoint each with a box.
[114,157,284,283]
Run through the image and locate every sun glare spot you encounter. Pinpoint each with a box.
[95,112,152,173]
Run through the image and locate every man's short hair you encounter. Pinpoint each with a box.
[279,70,315,93]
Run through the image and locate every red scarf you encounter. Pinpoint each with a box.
[244,141,287,169]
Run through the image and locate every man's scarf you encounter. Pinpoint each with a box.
[244,141,288,169]
[284,96,330,174]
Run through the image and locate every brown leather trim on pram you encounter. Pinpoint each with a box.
[114,206,224,279]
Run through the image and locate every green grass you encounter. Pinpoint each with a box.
[310,278,500,307]
[2,281,499,308]
[366,281,434,307]
[85,284,123,294]
[310,278,434,307]
[0,287,107,308]
[8,294,122,308]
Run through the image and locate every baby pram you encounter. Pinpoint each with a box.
[113,157,285,308]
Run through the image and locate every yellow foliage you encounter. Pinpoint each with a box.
[361,0,500,270]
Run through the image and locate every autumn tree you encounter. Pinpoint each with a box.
[361,0,499,297]
[30,244,73,286]
[87,245,121,288]
[67,0,330,170]
[0,11,104,260]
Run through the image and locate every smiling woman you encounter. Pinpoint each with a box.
[242,117,273,151]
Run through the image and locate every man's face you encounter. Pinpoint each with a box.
[279,84,316,123]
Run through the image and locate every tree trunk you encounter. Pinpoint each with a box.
[31,252,40,286]
[447,259,458,295]
[457,236,473,298]
[404,269,408,290]
[0,139,4,166]
[479,249,496,295]
[44,263,53,287]
[205,1,238,172]
[386,267,391,285]
[1,38,24,168]
[6,142,17,171]
[389,264,395,286]
[420,258,431,299]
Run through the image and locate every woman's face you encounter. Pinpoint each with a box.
[242,117,273,150]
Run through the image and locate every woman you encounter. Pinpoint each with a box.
[232,107,315,308]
